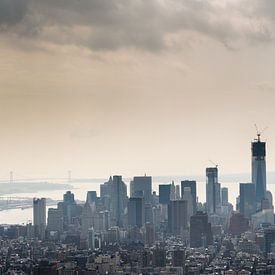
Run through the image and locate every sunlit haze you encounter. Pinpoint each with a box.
[1,0,275,178]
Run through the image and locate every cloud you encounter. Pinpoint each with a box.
[1,0,275,52]
[0,0,27,25]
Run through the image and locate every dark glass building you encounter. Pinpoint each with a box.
[206,167,221,214]
[239,183,256,218]
[130,176,152,203]
[168,200,188,235]
[190,211,213,248]
[86,191,97,204]
[159,184,171,204]
[252,135,266,208]
[127,197,145,228]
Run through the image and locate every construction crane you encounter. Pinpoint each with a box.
[254,124,268,141]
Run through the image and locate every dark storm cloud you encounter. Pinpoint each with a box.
[0,0,27,25]
[1,0,275,51]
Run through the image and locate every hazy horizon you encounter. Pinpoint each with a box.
[1,0,275,178]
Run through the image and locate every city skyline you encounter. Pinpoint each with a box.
[2,1,275,273]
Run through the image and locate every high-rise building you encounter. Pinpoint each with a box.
[81,202,94,238]
[144,203,153,223]
[175,185,181,200]
[168,200,188,236]
[266,191,274,209]
[88,227,95,250]
[239,183,256,218]
[94,210,110,232]
[144,222,155,247]
[206,167,221,214]
[63,191,75,204]
[159,184,171,204]
[228,212,249,236]
[182,187,193,223]
[181,180,197,214]
[170,181,176,201]
[130,176,152,203]
[100,176,112,198]
[252,209,274,230]
[61,191,80,227]
[252,134,266,208]
[127,197,145,228]
[33,198,46,239]
[47,208,63,233]
[264,226,275,253]
[86,191,97,204]
[190,211,213,248]
[110,175,127,227]
[221,187,229,206]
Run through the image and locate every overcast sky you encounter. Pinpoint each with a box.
[1,0,275,179]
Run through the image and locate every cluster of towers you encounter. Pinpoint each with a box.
[31,133,272,248]
[205,133,273,230]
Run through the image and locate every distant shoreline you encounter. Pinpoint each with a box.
[0,182,73,197]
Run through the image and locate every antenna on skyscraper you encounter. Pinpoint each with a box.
[254,124,268,141]
[208,160,218,168]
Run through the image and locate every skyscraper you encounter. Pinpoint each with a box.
[228,212,249,236]
[61,191,80,227]
[130,176,152,203]
[81,201,94,238]
[252,134,266,208]
[206,167,221,214]
[100,176,112,198]
[181,180,197,213]
[168,200,188,236]
[127,197,145,228]
[175,184,181,200]
[47,208,63,233]
[239,183,256,218]
[264,226,275,253]
[221,187,228,206]
[33,198,46,239]
[110,175,127,227]
[63,191,75,204]
[159,184,171,204]
[86,191,97,204]
[190,211,213,248]
[100,177,112,211]
[144,222,155,246]
[182,187,193,222]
